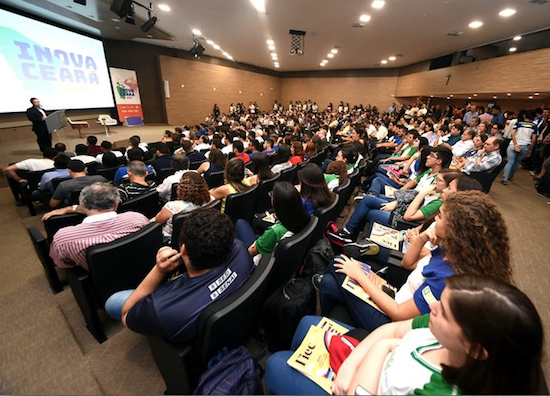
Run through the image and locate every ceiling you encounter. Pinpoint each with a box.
[2,0,550,72]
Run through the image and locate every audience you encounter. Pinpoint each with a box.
[31,154,70,200]
[289,141,305,165]
[72,144,97,165]
[86,135,102,156]
[48,183,150,270]
[324,160,349,190]
[3,147,56,184]
[271,144,293,174]
[211,158,251,212]
[247,152,275,184]
[459,136,502,174]
[298,164,336,214]
[117,161,157,203]
[197,148,226,177]
[114,148,154,184]
[156,154,192,201]
[233,140,250,163]
[95,141,123,164]
[49,160,107,208]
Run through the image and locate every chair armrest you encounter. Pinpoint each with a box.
[395,219,421,230]
[147,336,195,394]
[28,226,47,245]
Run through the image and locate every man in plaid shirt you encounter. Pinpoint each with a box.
[461,136,503,174]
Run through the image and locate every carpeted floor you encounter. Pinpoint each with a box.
[0,167,548,394]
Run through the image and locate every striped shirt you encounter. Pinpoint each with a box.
[118,181,157,203]
[49,211,150,270]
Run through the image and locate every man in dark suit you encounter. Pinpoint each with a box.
[26,97,51,152]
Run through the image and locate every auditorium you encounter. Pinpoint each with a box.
[0,0,549,394]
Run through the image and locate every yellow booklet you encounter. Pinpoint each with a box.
[370,222,400,250]
[286,319,348,394]
[341,262,397,314]
[384,185,397,198]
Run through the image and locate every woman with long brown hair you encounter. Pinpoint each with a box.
[197,148,226,177]
[154,172,212,241]
[210,158,251,212]
[297,163,335,214]
[320,190,513,331]
[290,141,305,165]
[324,160,349,191]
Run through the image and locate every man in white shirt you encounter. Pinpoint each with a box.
[3,147,57,189]
[72,144,98,165]
[375,121,389,142]
[95,141,123,163]
[451,129,475,158]
[156,155,195,200]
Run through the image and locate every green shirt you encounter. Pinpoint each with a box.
[255,222,292,255]
[420,197,442,218]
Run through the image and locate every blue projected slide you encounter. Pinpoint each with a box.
[0,8,114,113]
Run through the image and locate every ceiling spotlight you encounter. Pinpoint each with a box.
[331,49,338,54]
[192,29,202,36]
[447,97,450,100]
[320,63,326,67]
[450,94,453,97]
[158,4,171,11]
[388,56,396,61]
[268,45,276,51]
[141,16,157,32]
[213,44,221,50]
[509,47,517,52]
[430,95,433,97]
[327,53,334,58]
[468,20,483,29]
[271,53,278,59]
[493,96,497,99]
[250,0,266,13]
[507,93,512,96]
[380,59,388,64]
[222,51,229,57]
[372,0,385,9]
[468,97,472,99]
[190,38,205,58]
[266,39,274,46]
[473,93,477,96]
[513,35,522,41]
[499,8,516,17]
[206,40,214,45]
[529,96,534,99]
[359,14,371,23]
[535,92,540,95]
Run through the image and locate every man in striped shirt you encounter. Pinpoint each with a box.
[48,183,150,270]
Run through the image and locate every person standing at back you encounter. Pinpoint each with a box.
[26,98,51,152]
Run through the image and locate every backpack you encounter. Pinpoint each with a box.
[261,277,316,353]
[302,237,335,277]
[193,346,263,395]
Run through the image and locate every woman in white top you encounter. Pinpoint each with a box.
[270,144,293,174]
[154,172,212,242]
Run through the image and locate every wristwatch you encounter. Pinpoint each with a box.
[72,204,78,212]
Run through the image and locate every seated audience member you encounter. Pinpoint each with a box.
[99,152,120,168]
[117,161,157,203]
[439,124,464,148]
[151,143,173,175]
[55,142,75,157]
[114,148,154,184]
[451,128,475,158]
[247,152,275,184]
[265,274,542,395]
[166,131,181,153]
[95,141,123,164]
[332,147,452,242]
[458,136,502,174]
[263,138,276,155]
[324,144,359,173]
[298,164,336,214]
[324,160,349,191]
[49,160,107,208]
[289,141,305,165]
[180,140,206,164]
[3,147,57,186]
[154,172,212,241]
[210,158,251,212]
[195,135,211,152]
[198,148,226,177]
[271,144,293,174]
[233,140,250,163]
[31,154,71,200]
[72,144,97,165]
[235,181,311,264]
[86,135,102,156]
[456,133,487,161]
[379,130,419,165]
[160,130,172,143]
[247,139,262,160]
[48,183,150,270]
[104,209,255,343]
[126,135,148,153]
[156,155,192,201]
[320,190,513,332]
[304,141,317,159]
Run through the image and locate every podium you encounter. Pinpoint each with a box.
[45,110,68,136]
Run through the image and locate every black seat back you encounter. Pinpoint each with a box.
[267,152,278,166]
[51,177,71,191]
[158,168,175,183]
[255,173,281,213]
[19,168,53,191]
[468,160,507,193]
[86,222,163,306]
[194,253,276,366]
[70,189,83,205]
[311,195,339,245]
[44,213,86,243]
[117,190,160,218]
[308,153,323,167]
[171,200,222,248]
[278,164,298,184]
[190,160,206,171]
[95,166,119,182]
[205,170,225,189]
[170,183,178,201]
[86,162,98,175]
[348,168,361,192]
[224,184,259,224]
[334,178,352,217]
[268,216,318,292]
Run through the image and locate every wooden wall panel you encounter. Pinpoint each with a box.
[280,76,399,111]
[159,56,281,126]
[395,47,550,97]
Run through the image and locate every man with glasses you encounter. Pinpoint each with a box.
[459,136,503,175]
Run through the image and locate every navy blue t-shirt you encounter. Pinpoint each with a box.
[413,247,455,314]
[126,239,254,342]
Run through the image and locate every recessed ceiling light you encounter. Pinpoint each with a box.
[266,39,274,46]
[468,20,483,29]
[388,56,396,61]
[327,53,334,58]
[222,51,229,57]
[493,96,497,99]
[331,49,338,54]
[507,93,512,96]
[158,4,171,11]
[499,8,516,17]
[529,96,534,99]
[268,45,276,51]
[274,65,280,68]
[430,95,433,97]
[359,14,371,23]
[146,34,153,38]
[535,92,540,95]
[372,0,385,9]
[207,40,214,45]
[473,93,477,96]
[213,87,216,91]
[110,18,120,22]
[450,94,453,97]
[513,35,522,41]
[447,97,450,100]
[320,63,326,67]
[468,97,472,99]
[213,44,221,50]
[239,91,242,93]
[271,53,278,59]
[380,59,388,64]
[509,47,517,52]
[192,29,202,35]
[250,0,266,13]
